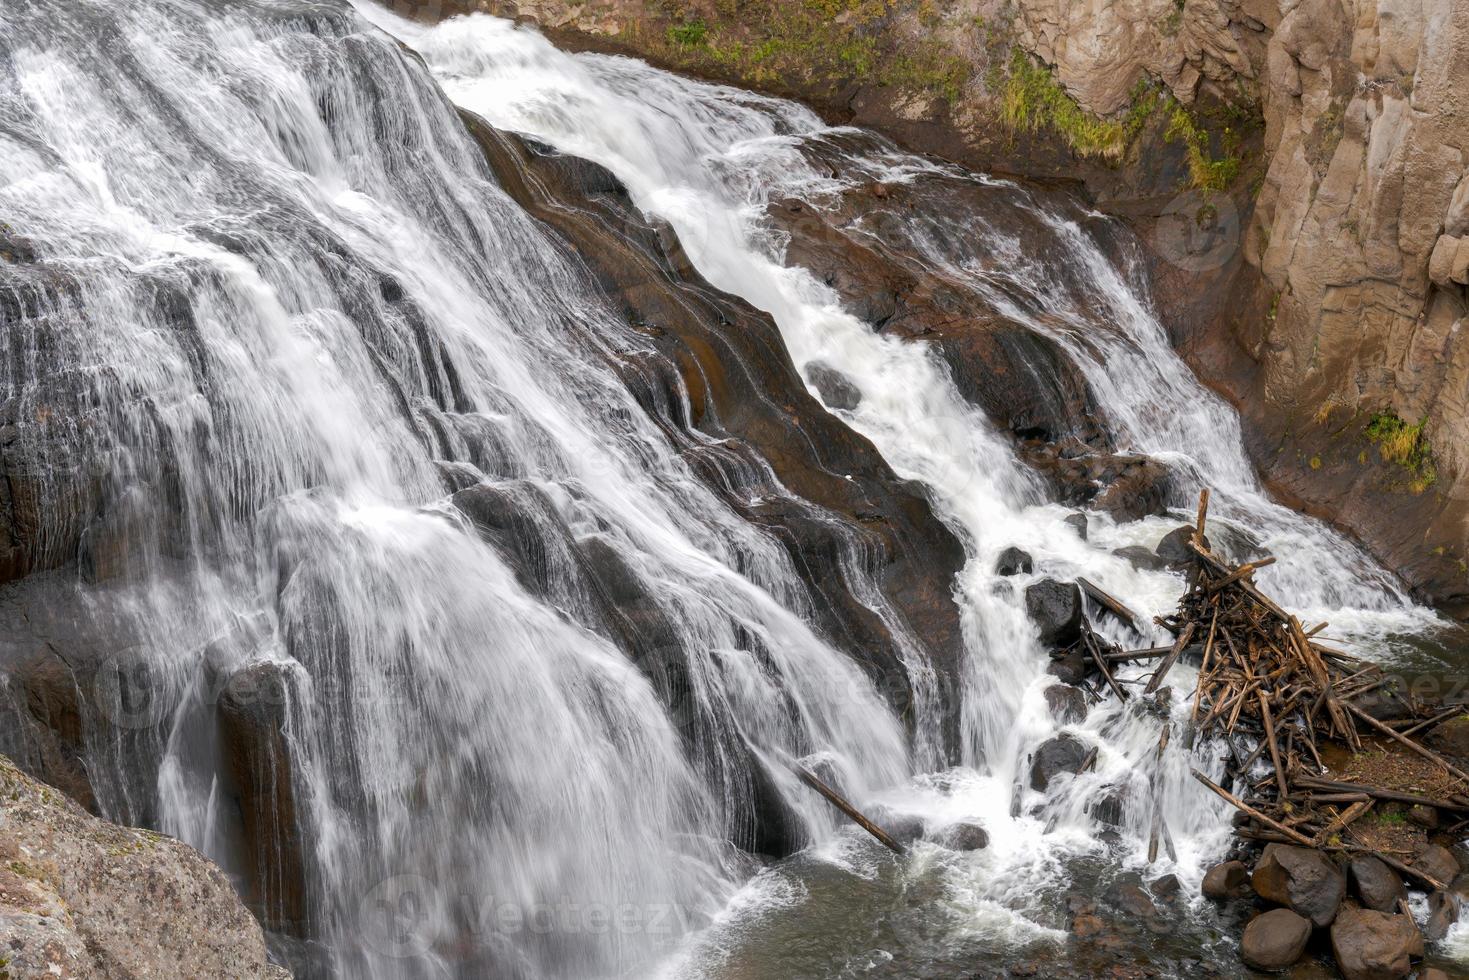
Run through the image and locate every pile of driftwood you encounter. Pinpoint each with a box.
[1103,490,1469,889]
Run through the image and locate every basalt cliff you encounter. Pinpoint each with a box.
[397,0,1469,618]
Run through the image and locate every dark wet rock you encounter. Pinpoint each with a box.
[1349,855,1406,913]
[1156,525,1202,566]
[1241,908,1311,971]
[1043,684,1087,724]
[1045,648,1088,685]
[1112,545,1169,572]
[0,754,287,979]
[1089,457,1174,523]
[1252,844,1345,926]
[1025,579,1084,648]
[217,660,308,937]
[1063,513,1089,541]
[1428,715,1469,757]
[1029,734,1088,792]
[804,360,862,411]
[1329,908,1422,980]
[1150,874,1181,900]
[933,821,988,851]
[996,546,1034,577]
[1414,844,1460,886]
[1203,860,1252,900]
[1425,890,1459,942]
[1089,783,1131,827]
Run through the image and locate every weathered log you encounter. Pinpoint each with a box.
[787,761,907,855]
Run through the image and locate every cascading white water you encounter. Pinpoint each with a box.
[3,0,1458,973]
[0,2,954,977]
[354,6,1458,975]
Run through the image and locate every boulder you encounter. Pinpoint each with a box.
[1329,908,1422,980]
[995,546,1034,577]
[1240,908,1312,971]
[1407,804,1440,829]
[0,754,287,979]
[1024,579,1084,648]
[1349,855,1406,913]
[1203,859,1251,900]
[1252,844,1345,926]
[1112,545,1169,572]
[1428,715,1469,758]
[1155,525,1201,566]
[1064,513,1089,541]
[1029,734,1089,792]
[1413,844,1460,886]
[1043,684,1087,724]
[804,360,862,412]
[933,821,989,851]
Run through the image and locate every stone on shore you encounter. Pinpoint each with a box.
[1240,908,1311,971]
[1329,908,1422,980]
[1252,843,1345,926]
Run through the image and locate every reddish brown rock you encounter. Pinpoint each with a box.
[1240,908,1311,971]
[1329,908,1423,980]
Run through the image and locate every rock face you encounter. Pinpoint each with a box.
[1240,907,1311,971]
[1235,0,1469,617]
[1329,908,1423,980]
[1252,843,1345,926]
[0,754,288,979]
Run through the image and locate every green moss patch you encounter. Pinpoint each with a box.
[1365,411,1437,492]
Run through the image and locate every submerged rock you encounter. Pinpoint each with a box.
[1241,908,1311,971]
[1252,844,1344,926]
[933,821,988,851]
[0,754,287,979]
[1043,684,1087,724]
[1329,908,1422,980]
[1112,545,1168,572]
[1024,579,1084,648]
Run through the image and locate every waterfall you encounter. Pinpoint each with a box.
[0,2,944,976]
[355,6,1448,975]
[0,0,1451,976]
